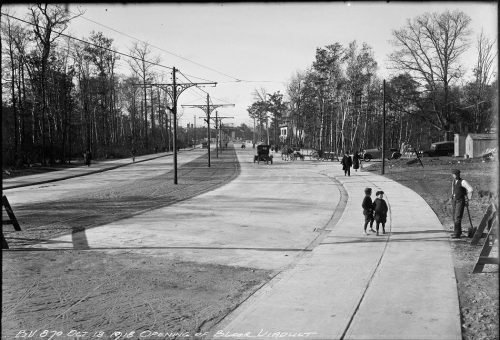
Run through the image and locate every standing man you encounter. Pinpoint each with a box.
[131,147,136,163]
[341,152,353,176]
[450,169,473,239]
[85,149,92,167]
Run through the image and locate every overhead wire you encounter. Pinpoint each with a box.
[178,70,235,106]
[67,8,243,83]
[67,8,284,86]
[4,8,281,123]
[2,12,175,72]
[2,11,228,101]
[4,10,286,89]
[176,70,218,105]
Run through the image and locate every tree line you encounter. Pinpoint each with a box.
[1,7,497,167]
[247,10,497,153]
[1,5,210,167]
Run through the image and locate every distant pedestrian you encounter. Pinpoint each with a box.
[131,148,136,163]
[341,152,353,176]
[450,169,473,239]
[84,149,92,167]
[373,191,388,235]
[353,151,360,172]
[362,187,376,235]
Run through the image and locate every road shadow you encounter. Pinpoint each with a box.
[72,226,89,250]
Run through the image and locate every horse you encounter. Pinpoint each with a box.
[281,147,295,161]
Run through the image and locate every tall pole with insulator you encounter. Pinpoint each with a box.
[172,67,178,184]
[382,79,386,175]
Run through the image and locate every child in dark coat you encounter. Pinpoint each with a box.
[352,151,360,171]
[341,153,353,176]
[362,187,375,235]
[373,191,388,235]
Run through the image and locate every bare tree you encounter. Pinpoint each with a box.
[470,31,497,132]
[389,10,472,139]
[1,10,21,162]
[128,41,160,149]
[251,87,269,143]
[28,4,82,164]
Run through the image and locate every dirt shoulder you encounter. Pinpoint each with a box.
[2,250,273,339]
[363,156,499,340]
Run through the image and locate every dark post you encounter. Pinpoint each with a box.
[150,86,153,146]
[207,94,211,167]
[143,60,148,149]
[382,79,386,175]
[172,67,178,184]
[215,110,219,158]
[220,122,223,153]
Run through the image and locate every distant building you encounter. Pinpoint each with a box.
[280,126,288,143]
[454,134,466,157]
[465,133,498,158]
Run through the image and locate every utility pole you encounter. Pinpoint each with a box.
[133,67,216,184]
[150,85,155,148]
[143,60,148,149]
[215,110,218,158]
[182,95,234,167]
[382,79,386,175]
[172,68,179,183]
[194,116,196,149]
[266,113,270,145]
[253,117,256,148]
[213,113,234,158]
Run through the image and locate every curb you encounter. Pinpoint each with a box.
[3,153,173,190]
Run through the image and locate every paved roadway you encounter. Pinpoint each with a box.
[2,144,461,339]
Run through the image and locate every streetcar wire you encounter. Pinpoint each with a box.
[66,7,243,83]
[1,12,174,72]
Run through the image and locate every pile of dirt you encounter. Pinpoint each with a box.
[364,157,498,340]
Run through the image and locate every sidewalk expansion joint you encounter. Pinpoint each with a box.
[338,175,394,340]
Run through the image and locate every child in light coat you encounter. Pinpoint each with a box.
[373,191,388,235]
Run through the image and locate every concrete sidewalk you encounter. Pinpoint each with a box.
[216,170,461,340]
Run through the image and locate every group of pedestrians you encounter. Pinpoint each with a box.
[358,169,473,239]
[340,151,361,176]
[362,188,388,236]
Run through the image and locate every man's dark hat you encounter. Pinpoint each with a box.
[364,187,372,193]
[376,191,384,196]
[451,169,461,176]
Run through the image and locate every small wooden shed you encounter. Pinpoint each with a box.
[454,134,466,157]
[465,133,498,158]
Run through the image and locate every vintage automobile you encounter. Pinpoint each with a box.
[421,141,454,157]
[254,144,273,164]
[362,147,402,161]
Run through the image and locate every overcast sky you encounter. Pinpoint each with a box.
[4,2,498,127]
